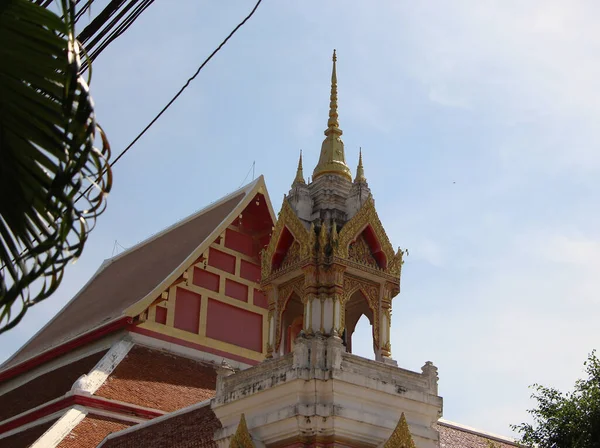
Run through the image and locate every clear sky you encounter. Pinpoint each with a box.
[3,0,599,438]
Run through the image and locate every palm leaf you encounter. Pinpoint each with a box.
[0,0,112,333]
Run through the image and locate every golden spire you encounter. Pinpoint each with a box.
[230,414,255,448]
[312,50,352,182]
[355,147,366,182]
[383,413,416,448]
[294,150,305,185]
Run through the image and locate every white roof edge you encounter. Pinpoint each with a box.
[437,418,518,444]
[103,176,263,266]
[0,177,265,373]
[97,399,212,447]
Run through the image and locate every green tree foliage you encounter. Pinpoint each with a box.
[0,0,111,333]
[512,351,600,448]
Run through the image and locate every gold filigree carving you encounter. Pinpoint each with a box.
[318,221,329,259]
[387,247,405,278]
[343,276,380,347]
[348,234,378,268]
[382,340,392,357]
[337,198,396,275]
[383,413,416,448]
[261,200,310,280]
[230,414,255,448]
[275,277,305,351]
[281,240,301,269]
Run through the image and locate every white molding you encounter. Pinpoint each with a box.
[0,409,67,441]
[97,399,212,448]
[81,407,146,424]
[0,390,164,433]
[0,333,125,396]
[71,339,134,394]
[30,406,88,448]
[0,395,67,430]
[130,333,253,371]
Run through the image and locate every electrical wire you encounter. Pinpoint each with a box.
[76,0,263,201]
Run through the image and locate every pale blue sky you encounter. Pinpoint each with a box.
[3,0,600,438]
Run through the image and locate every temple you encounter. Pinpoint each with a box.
[0,52,518,448]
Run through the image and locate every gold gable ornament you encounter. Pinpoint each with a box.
[230,414,255,448]
[383,413,416,448]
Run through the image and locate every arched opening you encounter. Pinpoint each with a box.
[351,315,375,359]
[343,289,375,359]
[280,292,303,355]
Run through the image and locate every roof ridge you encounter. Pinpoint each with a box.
[105,177,262,266]
[437,418,517,444]
[97,399,212,447]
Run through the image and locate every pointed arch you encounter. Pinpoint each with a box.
[261,200,310,279]
[343,276,380,349]
[337,198,395,271]
[274,277,304,352]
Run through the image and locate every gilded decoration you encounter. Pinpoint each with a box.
[261,200,310,280]
[230,414,255,448]
[343,276,380,347]
[274,277,305,352]
[280,240,301,269]
[348,233,378,269]
[318,221,329,259]
[337,198,399,277]
[383,413,416,448]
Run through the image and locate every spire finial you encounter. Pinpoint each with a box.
[293,150,305,185]
[327,49,339,135]
[355,147,366,182]
[312,50,352,182]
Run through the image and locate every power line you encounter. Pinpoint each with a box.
[76,0,263,202]
[238,161,256,188]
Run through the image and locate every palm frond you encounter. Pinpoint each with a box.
[0,0,112,333]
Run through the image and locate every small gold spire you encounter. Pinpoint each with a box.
[294,150,305,185]
[312,50,352,182]
[355,147,366,182]
[383,413,416,448]
[230,414,255,448]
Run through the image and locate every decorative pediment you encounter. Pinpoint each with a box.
[261,200,310,279]
[230,414,255,448]
[383,413,416,448]
[336,197,402,276]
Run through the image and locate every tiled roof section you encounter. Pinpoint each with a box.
[3,190,248,371]
[0,351,107,421]
[57,414,132,448]
[0,418,57,448]
[102,404,220,448]
[437,421,518,448]
[96,346,217,412]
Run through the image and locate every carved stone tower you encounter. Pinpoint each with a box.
[212,51,442,448]
[261,49,404,363]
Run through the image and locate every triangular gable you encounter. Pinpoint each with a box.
[2,177,275,373]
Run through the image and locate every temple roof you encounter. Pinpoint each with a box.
[99,400,220,448]
[436,420,518,448]
[1,177,272,373]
